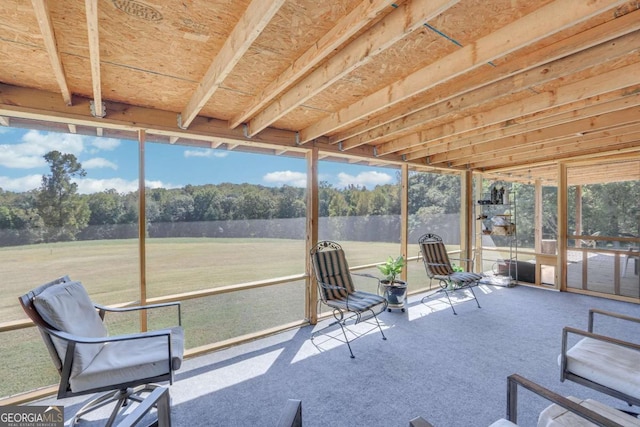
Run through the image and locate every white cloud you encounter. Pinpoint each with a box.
[83,157,118,170]
[75,178,137,194]
[91,137,120,151]
[336,171,392,188]
[0,174,42,192]
[74,178,173,194]
[0,130,85,169]
[263,170,307,187]
[184,149,228,158]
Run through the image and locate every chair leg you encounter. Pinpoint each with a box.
[468,283,481,309]
[73,384,162,427]
[368,308,387,342]
[441,287,457,315]
[336,321,356,359]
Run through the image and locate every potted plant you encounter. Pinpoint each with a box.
[377,256,407,310]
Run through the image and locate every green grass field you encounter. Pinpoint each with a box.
[1,237,425,398]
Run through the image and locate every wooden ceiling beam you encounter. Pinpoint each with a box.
[246,0,460,137]
[399,61,640,160]
[0,84,406,166]
[341,30,640,151]
[471,131,640,172]
[299,0,630,144]
[329,7,640,145]
[228,0,396,130]
[401,88,640,161]
[457,124,640,169]
[30,0,71,106]
[84,0,104,118]
[179,0,286,129]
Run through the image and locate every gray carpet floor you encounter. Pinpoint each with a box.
[37,284,640,426]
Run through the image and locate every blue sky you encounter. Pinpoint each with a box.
[0,127,397,194]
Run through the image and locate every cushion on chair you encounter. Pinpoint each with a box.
[562,337,640,402]
[326,290,386,313]
[312,249,355,300]
[434,271,482,285]
[33,280,107,378]
[538,396,640,426]
[69,326,184,393]
[421,242,454,276]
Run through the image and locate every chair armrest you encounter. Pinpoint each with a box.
[506,374,626,427]
[562,326,640,351]
[588,308,640,333]
[95,301,182,326]
[45,325,175,345]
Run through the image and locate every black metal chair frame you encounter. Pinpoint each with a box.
[560,308,640,408]
[310,240,388,358]
[19,276,182,427]
[418,233,481,315]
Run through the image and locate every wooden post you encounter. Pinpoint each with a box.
[474,174,483,273]
[138,129,147,331]
[558,163,568,291]
[401,164,409,281]
[305,148,319,324]
[460,170,473,270]
[575,185,583,247]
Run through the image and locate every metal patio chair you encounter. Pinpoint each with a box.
[19,276,183,426]
[310,241,387,358]
[418,233,482,315]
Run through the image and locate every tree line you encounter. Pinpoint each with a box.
[1,150,637,248]
[0,151,465,246]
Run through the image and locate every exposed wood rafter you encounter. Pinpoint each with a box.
[228,0,397,130]
[299,0,630,144]
[246,0,460,137]
[84,0,104,118]
[30,0,72,106]
[179,0,287,130]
